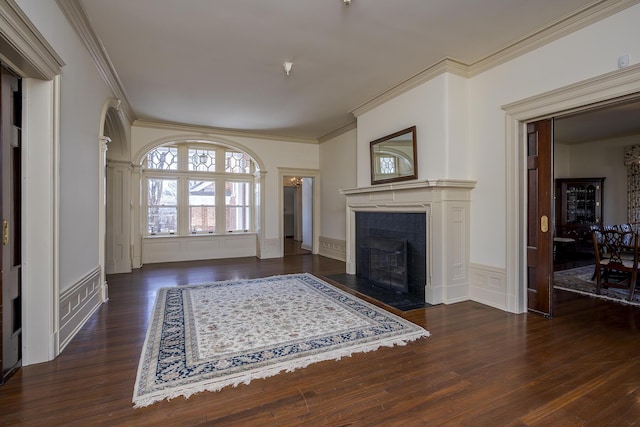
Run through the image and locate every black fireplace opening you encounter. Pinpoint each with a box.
[359,236,408,293]
[355,212,426,301]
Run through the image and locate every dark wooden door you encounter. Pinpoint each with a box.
[526,119,553,317]
[0,65,22,383]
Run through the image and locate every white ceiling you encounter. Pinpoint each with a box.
[555,99,640,144]
[78,0,635,141]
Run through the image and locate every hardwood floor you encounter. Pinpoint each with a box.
[1,255,640,426]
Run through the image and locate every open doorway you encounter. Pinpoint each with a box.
[283,175,312,256]
[505,67,640,315]
[551,98,640,305]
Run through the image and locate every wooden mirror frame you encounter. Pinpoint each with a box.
[370,126,417,185]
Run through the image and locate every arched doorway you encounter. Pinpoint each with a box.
[100,101,131,283]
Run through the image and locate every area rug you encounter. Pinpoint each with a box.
[553,265,640,306]
[132,273,429,408]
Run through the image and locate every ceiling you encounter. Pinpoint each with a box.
[77,0,636,141]
[555,98,640,144]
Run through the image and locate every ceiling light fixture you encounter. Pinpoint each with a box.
[283,61,293,76]
[343,0,351,5]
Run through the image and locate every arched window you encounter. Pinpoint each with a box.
[142,142,258,236]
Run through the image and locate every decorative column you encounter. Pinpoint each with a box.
[98,136,110,302]
[130,163,143,268]
[254,170,267,258]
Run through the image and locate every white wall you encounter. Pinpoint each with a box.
[17,0,115,290]
[555,134,640,225]
[357,74,448,187]
[131,125,319,258]
[468,4,640,268]
[356,73,470,187]
[319,127,357,240]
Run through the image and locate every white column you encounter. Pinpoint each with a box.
[98,136,110,301]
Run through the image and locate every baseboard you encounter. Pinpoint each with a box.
[58,267,103,352]
[318,236,346,262]
[469,263,508,311]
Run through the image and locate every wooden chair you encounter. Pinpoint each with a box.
[589,224,612,280]
[592,228,639,301]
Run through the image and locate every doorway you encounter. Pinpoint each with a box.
[0,64,22,383]
[550,98,640,302]
[283,175,311,256]
[505,66,640,315]
[279,168,320,257]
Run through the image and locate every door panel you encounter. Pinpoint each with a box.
[526,119,553,317]
[1,65,22,383]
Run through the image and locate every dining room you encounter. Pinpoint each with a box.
[552,98,640,305]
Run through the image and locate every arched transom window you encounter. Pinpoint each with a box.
[142,142,257,236]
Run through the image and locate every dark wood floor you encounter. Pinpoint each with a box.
[1,255,640,426]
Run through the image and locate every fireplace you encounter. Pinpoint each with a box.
[355,212,426,300]
[341,180,475,305]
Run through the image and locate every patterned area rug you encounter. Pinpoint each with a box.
[133,273,429,408]
[553,265,640,306]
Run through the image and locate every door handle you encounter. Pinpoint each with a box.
[540,215,549,233]
[3,220,8,245]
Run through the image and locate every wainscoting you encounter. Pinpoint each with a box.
[469,263,508,311]
[142,234,257,264]
[58,267,102,351]
[318,236,346,261]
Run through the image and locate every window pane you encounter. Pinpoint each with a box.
[188,148,215,171]
[146,146,178,170]
[147,206,177,234]
[189,180,215,205]
[225,181,250,231]
[225,151,251,173]
[379,156,396,174]
[189,207,216,233]
[147,178,177,235]
[147,178,177,205]
[189,180,216,233]
[226,206,250,231]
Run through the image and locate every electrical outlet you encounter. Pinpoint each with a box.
[618,54,630,69]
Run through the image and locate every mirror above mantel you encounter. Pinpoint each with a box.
[370,126,417,185]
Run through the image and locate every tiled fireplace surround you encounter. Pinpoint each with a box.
[341,180,476,305]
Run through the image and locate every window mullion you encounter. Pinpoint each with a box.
[178,176,189,235]
[217,178,226,233]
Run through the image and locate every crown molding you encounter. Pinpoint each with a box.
[503,62,640,120]
[469,0,640,76]
[133,119,319,145]
[318,120,357,143]
[55,0,135,123]
[0,0,65,79]
[347,0,638,119]
[350,58,469,118]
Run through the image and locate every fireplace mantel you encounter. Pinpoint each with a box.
[341,179,476,305]
[340,179,477,196]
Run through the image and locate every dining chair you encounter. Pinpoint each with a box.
[592,228,639,301]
